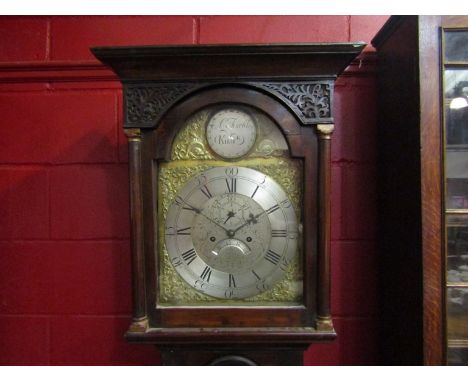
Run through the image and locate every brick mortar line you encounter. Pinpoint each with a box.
[47,168,51,240]
[0,86,120,93]
[114,91,120,164]
[0,314,132,318]
[0,88,119,94]
[0,238,130,243]
[194,17,200,44]
[46,316,51,365]
[45,17,51,62]
[0,162,128,167]
[347,15,352,42]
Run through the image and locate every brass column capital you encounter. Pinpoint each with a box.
[124,128,142,142]
[316,124,335,139]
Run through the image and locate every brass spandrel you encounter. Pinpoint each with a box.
[171,110,215,161]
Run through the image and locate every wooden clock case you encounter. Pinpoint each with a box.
[92,43,365,365]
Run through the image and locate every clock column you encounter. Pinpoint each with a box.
[124,128,148,334]
[316,124,334,331]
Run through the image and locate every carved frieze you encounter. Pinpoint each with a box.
[250,82,333,124]
[124,84,199,127]
[123,81,333,128]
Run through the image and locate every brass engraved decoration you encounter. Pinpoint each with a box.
[252,82,332,124]
[124,84,198,127]
[171,110,215,160]
[160,107,303,305]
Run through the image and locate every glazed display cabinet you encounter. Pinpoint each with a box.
[373,16,468,365]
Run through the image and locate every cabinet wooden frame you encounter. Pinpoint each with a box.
[373,15,468,365]
[92,44,364,349]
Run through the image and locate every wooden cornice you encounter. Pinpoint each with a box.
[0,52,377,84]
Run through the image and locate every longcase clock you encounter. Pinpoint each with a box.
[92,43,364,365]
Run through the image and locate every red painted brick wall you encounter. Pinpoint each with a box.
[0,15,389,365]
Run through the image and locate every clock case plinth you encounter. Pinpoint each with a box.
[92,43,364,365]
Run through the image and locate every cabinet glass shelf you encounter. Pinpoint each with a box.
[444,28,468,365]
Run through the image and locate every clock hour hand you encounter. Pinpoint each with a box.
[231,210,266,236]
[224,210,235,224]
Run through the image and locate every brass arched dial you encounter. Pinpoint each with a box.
[165,166,298,299]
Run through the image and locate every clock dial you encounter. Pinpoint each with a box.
[206,109,257,159]
[165,166,298,299]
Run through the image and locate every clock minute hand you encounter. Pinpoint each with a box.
[199,212,231,236]
[177,198,230,236]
